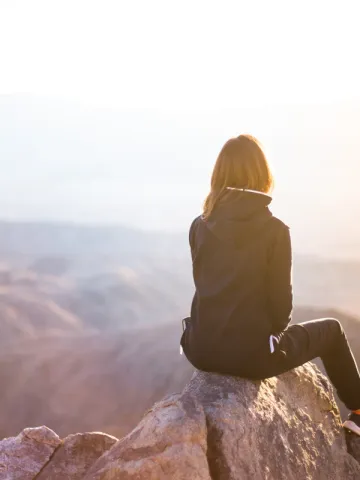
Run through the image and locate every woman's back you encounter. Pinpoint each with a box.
[183,188,292,373]
[181,134,360,437]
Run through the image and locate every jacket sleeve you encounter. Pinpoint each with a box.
[189,217,199,261]
[267,224,293,333]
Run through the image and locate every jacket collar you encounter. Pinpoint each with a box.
[226,187,272,199]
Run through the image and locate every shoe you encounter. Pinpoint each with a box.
[343,413,360,436]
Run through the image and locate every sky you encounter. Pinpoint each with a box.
[1,0,360,258]
[1,0,360,109]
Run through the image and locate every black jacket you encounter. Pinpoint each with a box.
[181,188,293,375]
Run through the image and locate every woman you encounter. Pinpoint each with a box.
[181,134,360,436]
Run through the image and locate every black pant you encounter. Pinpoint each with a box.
[262,318,360,411]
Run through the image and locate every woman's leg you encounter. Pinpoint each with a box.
[277,318,360,410]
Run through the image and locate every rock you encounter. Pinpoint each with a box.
[36,432,118,479]
[86,363,360,480]
[0,426,60,480]
[85,393,211,480]
[1,364,360,479]
[0,428,118,480]
[346,431,360,463]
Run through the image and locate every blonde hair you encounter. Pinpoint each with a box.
[203,134,273,219]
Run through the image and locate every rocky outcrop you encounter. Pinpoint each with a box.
[35,432,118,480]
[0,426,61,480]
[85,363,360,480]
[1,363,360,479]
[0,427,116,480]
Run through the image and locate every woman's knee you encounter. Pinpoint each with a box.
[325,318,344,336]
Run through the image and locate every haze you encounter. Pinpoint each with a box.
[1,0,360,258]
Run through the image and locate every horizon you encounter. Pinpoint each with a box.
[0,95,360,253]
[1,1,360,258]
[1,215,360,262]
[2,93,360,258]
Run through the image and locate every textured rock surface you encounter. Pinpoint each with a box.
[85,393,211,480]
[36,432,118,480]
[0,428,117,480]
[86,364,360,480]
[346,430,360,464]
[1,364,360,479]
[0,426,61,480]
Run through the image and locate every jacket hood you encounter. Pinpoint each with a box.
[205,188,273,248]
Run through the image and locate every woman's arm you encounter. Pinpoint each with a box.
[189,217,200,261]
[267,224,293,333]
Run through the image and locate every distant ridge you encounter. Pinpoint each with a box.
[0,220,187,257]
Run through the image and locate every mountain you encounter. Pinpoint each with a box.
[0,281,84,347]
[1,221,360,326]
[0,306,359,440]
[0,324,193,440]
[0,220,186,259]
[0,220,359,438]
[0,260,193,340]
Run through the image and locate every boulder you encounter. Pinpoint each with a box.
[0,428,116,480]
[86,364,360,480]
[0,426,60,480]
[36,432,118,479]
[1,363,360,479]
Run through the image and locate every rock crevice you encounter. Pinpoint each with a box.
[33,441,62,480]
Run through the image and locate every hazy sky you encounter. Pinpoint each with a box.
[1,0,360,108]
[1,1,360,258]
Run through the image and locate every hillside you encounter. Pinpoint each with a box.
[0,260,192,343]
[0,220,185,259]
[0,221,359,438]
[0,283,84,346]
[0,306,359,440]
[1,223,360,341]
[2,221,360,325]
[0,324,193,439]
